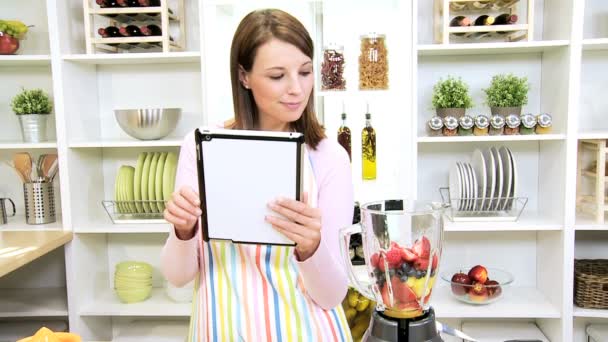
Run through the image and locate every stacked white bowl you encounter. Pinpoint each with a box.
[114,261,153,303]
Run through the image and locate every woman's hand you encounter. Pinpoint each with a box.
[164,186,202,240]
[266,192,321,261]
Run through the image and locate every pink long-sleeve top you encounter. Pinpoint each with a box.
[160,128,355,341]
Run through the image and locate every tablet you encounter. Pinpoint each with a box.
[194,127,305,246]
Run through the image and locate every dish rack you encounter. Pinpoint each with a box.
[83,0,185,53]
[102,200,167,224]
[439,187,527,221]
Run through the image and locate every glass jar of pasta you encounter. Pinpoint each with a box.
[359,33,389,90]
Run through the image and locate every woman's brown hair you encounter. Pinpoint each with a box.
[228,8,325,149]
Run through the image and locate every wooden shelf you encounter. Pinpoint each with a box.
[69,138,183,148]
[433,285,560,318]
[417,133,566,143]
[417,40,569,56]
[79,287,190,317]
[62,52,200,65]
[583,38,608,51]
[89,7,179,22]
[0,287,68,317]
[0,55,51,66]
[0,141,57,150]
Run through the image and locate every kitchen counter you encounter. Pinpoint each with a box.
[0,230,73,278]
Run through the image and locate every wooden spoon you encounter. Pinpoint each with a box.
[42,154,58,181]
[13,153,32,183]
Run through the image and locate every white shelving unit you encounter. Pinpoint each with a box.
[0,0,606,340]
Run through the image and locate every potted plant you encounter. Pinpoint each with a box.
[431,76,474,118]
[0,20,30,55]
[483,73,530,116]
[11,88,53,143]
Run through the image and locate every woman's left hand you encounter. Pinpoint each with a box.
[266,192,321,261]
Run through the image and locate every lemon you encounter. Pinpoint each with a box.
[347,291,359,308]
[355,297,370,311]
[345,307,357,324]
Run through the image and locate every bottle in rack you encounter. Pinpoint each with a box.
[139,0,161,6]
[119,25,143,37]
[471,15,495,38]
[450,16,471,36]
[337,103,352,162]
[494,13,518,25]
[96,0,119,7]
[361,104,376,180]
[140,24,162,36]
[470,1,490,9]
[98,26,122,38]
[117,0,141,6]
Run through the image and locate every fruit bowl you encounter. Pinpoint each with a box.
[441,266,514,305]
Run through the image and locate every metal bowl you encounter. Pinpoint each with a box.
[114,108,181,140]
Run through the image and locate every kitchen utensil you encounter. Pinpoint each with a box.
[24,182,56,224]
[466,163,478,211]
[41,154,58,181]
[436,321,478,342]
[490,147,503,211]
[114,108,182,140]
[147,152,161,213]
[155,152,168,212]
[499,147,513,210]
[13,152,33,183]
[134,152,147,214]
[482,148,495,211]
[0,198,16,225]
[471,149,487,211]
[36,154,46,178]
[449,163,462,211]
[506,147,517,210]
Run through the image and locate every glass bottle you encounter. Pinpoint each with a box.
[519,113,537,135]
[458,115,474,136]
[443,116,459,136]
[474,115,490,136]
[489,115,505,136]
[321,43,346,91]
[337,105,352,161]
[362,105,377,180]
[536,113,553,134]
[504,114,521,135]
[427,116,443,137]
[359,33,389,90]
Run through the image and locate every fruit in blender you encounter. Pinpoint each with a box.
[468,265,488,284]
[412,236,431,259]
[401,247,418,262]
[450,272,472,296]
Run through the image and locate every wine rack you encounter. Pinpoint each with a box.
[433,0,534,44]
[83,0,185,53]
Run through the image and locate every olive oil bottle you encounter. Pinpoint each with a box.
[337,103,352,161]
[362,105,376,180]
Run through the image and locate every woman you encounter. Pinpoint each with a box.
[161,8,354,341]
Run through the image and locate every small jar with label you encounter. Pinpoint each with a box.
[536,113,553,134]
[458,115,474,136]
[474,115,490,136]
[504,114,521,135]
[520,113,537,135]
[443,116,459,136]
[489,115,505,136]
[427,116,443,136]
[321,44,346,91]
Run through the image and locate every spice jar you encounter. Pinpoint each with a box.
[536,113,553,134]
[427,116,443,137]
[458,115,474,136]
[321,44,346,91]
[489,115,505,136]
[443,116,458,136]
[520,113,537,135]
[474,115,490,136]
[504,114,521,135]
[359,33,389,90]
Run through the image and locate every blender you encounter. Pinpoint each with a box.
[340,199,477,342]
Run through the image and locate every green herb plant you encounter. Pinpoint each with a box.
[483,73,530,108]
[431,76,474,109]
[11,88,53,115]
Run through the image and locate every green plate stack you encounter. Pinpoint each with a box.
[114,151,178,215]
[114,261,153,303]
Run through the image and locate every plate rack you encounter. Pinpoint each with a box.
[439,187,527,222]
[83,0,185,53]
[102,200,166,224]
[433,0,534,44]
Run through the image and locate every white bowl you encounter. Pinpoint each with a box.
[165,280,194,303]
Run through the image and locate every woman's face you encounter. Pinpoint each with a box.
[240,38,314,131]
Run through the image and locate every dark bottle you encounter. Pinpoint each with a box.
[98,26,121,38]
[494,13,518,25]
[117,0,141,6]
[139,0,161,5]
[140,24,162,36]
[450,16,471,36]
[474,15,495,26]
[96,0,119,7]
[119,25,143,37]
[337,107,352,162]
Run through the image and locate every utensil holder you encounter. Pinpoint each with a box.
[24,182,56,225]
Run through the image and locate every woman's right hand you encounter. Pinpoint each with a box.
[164,186,202,240]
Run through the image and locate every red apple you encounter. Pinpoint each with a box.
[468,282,488,302]
[468,265,488,284]
[0,33,20,55]
[450,272,472,296]
[485,279,502,298]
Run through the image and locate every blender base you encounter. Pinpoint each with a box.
[363,307,443,342]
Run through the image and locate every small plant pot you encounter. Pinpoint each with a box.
[436,108,466,118]
[0,32,20,55]
[18,114,48,143]
[490,106,522,116]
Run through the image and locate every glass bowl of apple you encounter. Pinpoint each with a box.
[0,20,30,55]
[441,265,514,305]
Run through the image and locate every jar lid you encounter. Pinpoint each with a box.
[443,116,459,130]
[428,116,443,130]
[490,115,505,129]
[537,113,552,127]
[361,32,386,39]
[324,43,344,51]
[474,115,490,129]
[521,113,537,128]
[459,115,474,129]
[505,114,521,128]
